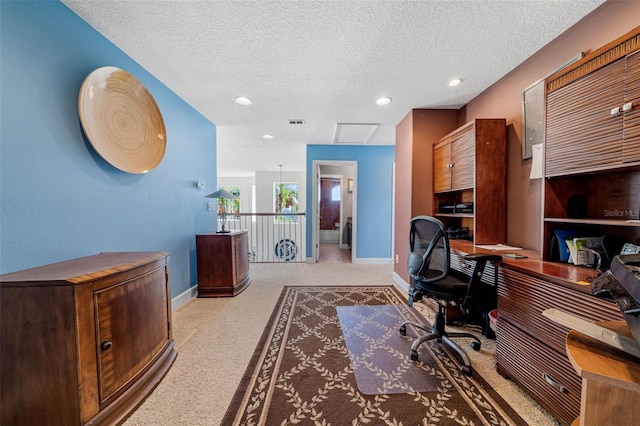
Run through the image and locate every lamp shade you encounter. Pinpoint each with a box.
[205,189,236,199]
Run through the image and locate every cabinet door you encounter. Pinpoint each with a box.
[450,129,475,190]
[433,142,451,192]
[624,50,640,162]
[95,266,170,404]
[546,58,625,176]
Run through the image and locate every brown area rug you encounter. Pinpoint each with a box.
[336,304,440,395]
[222,286,526,425]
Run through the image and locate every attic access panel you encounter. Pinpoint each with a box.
[333,123,379,144]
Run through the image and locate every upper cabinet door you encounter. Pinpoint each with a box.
[433,142,451,193]
[624,50,640,162]
[450,128,475,191]
[545,58,626,177]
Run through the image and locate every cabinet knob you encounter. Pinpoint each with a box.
[622,102,633,112]
[101,340,112,351]
[610,106,621,116]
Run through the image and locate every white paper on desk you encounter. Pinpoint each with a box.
[475,243,523,251]
[529,143,543,179]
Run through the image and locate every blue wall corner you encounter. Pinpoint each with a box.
[0,1,217,297]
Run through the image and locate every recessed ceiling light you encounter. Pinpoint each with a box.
[234,96,253,105]
[448,79,462,87]
[262,134,274,139]
[376,97,392,106]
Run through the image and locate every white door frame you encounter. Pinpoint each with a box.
[312,160,357,263]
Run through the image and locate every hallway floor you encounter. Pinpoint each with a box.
[318,243,351,263]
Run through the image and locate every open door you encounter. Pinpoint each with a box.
[312,161,356,263]
[314,162,321,262]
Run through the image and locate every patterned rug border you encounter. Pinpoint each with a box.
[222,285,527,425]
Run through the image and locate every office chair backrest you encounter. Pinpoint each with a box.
[408,216,450,283]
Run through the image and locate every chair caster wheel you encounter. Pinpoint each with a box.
[410,350,418,361]
[399,325,406,336]
[461,365,472,376]
[470,341,481,351]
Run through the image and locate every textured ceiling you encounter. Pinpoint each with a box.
[61,0,605,177]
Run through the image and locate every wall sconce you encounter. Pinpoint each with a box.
[194,180,205,189]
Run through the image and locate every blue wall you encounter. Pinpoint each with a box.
[306,145,395,260]
[0,1,217,298]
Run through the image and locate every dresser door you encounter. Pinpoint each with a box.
[95,266,170,404]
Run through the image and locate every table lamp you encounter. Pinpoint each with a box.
[205,189,236,233]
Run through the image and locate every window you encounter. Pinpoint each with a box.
[217,185,240,216]
[274,182,299,222]
[331,184,341,201]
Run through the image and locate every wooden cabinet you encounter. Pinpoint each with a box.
[545,58,626,176]
[542,26,640,259]
[496,267,622,426]
[433,124,475,192]
[196,231,250,297]
[433,118,507,244]
[546,48,640,177]
[0,252,176,426]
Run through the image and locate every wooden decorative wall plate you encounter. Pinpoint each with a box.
[78,66,166,174]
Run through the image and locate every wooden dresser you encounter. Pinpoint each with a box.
[0,252,177,426]
[196,231,250,297]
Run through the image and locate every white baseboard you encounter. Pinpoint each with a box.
[352,257,393,265]
[393,271,410,293]
[171,285,198,311]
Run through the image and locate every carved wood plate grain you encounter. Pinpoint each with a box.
[78,67,166,174]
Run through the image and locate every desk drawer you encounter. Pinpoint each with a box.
[497,268,621,354]
[496,319,579,426]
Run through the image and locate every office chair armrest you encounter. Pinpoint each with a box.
[463,253,502,263]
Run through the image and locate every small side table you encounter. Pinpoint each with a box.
[196,231,251,297]
[566,320,640,426]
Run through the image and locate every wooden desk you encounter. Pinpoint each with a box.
[566,321,640,426]
[449,240,624,425]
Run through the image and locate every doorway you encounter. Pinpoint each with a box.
[312,161,356,263]
[319,176,341,244]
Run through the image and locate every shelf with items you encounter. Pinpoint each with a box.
[434,189,475,240]
[432,118,507,245]
[542,168,640,260]
[542,26,640,261]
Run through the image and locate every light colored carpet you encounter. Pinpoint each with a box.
[123,262,559,425]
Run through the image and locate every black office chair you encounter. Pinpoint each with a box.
[399,216,502,376]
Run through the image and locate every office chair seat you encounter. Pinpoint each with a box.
[413,273,469,299]
[400,216,501,377]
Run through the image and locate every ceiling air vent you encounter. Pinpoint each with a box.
[288,119,305,124]
[333,123,379,144]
